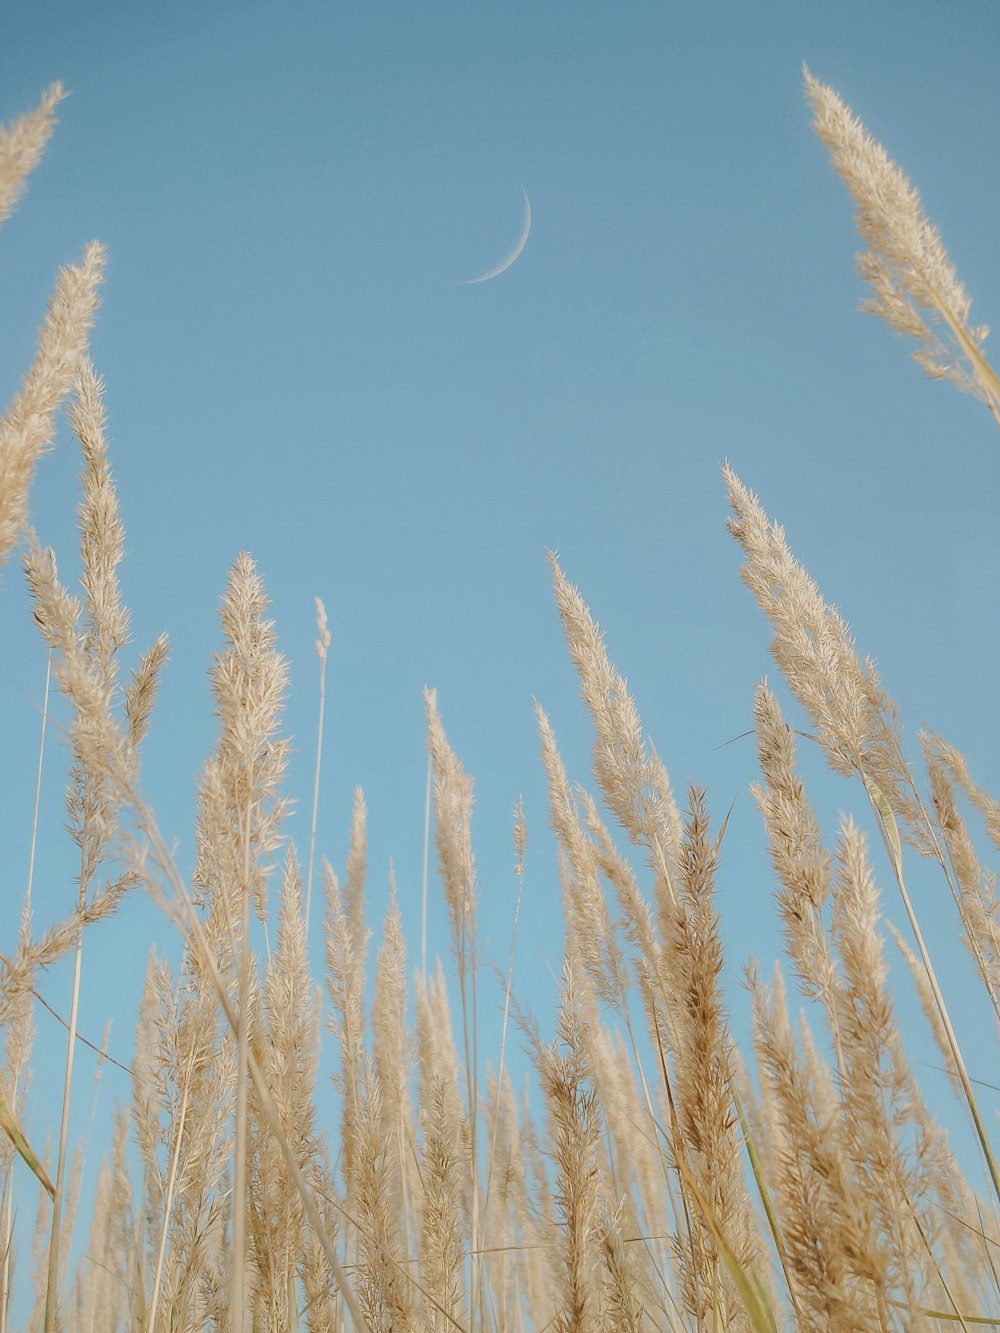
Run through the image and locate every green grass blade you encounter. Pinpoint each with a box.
[674,1153,780,1333]
[0,1091,54,1199]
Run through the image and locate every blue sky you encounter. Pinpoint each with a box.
[1,0,999,1315]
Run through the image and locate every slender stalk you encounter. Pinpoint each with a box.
[43,865,85,1332]
[865,776,1000,1207]
[937,299,1000,427]
[0,656,50,1333]
[146,1071,190,1332]
[230,789,254,1332]
[455,899,480,1331]
[0,1159,12,1333]
[421,752,431,978]
[130,788,371,1331]
[729,1078,804,1327]
[305,597,330,935]
[482,801,525,1232]
[23,655,50,924]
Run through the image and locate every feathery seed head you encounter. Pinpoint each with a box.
[724,462,907,801]
[805,66,1000,420]
[0,83,65,230]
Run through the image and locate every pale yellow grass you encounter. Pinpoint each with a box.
[1,71,999,1333]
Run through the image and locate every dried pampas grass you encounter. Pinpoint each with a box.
[2,70,999,1333]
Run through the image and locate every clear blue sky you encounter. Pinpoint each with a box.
[1,0,998,1316]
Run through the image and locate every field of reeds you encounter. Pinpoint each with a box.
[1,70,999,1332]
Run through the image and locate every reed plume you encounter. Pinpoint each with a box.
[3,72,1000,1333]
[0,244,105,569]
[805,66,1000,425]
[0,83,63,229]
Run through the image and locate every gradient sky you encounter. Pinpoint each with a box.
[1,0,998,1318]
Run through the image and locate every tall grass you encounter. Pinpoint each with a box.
[1,72,999,1330]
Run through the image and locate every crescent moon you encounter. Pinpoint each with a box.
[462,186,531,284]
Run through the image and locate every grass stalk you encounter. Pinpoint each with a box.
[145,1071,190,1333]
[129,781,373,1333]
[43,884,84,1332]
[481,800,525,1238]
[230,789,254,1332]
[729,1077,804,1326]
[422,752,431,979]
[305,597,330,936]
[0,654,51,1333]
[865,776,1000,1208]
